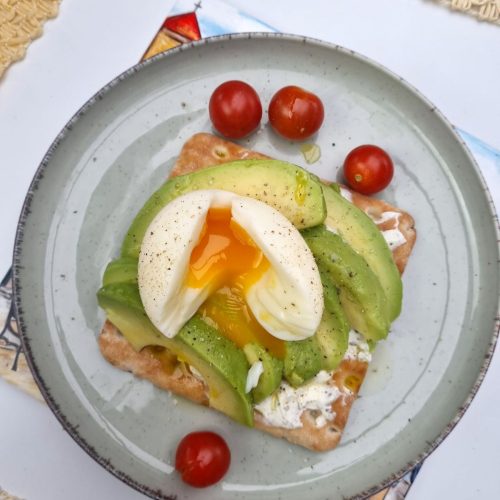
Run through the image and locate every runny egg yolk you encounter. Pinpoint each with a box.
[185,207,285,358]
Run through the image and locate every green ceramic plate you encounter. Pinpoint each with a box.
[13,34,499,499]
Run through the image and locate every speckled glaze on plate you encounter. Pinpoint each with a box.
[13,34,499,499]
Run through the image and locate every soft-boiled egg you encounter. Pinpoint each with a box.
[138,190,323,356]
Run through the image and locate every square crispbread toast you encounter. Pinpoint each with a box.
[98,133,416,451]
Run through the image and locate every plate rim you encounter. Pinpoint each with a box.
[12,32,500,500]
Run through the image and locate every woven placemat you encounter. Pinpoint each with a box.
[0,0,60,78]
[0,487,23,500]
[434,0,500,24]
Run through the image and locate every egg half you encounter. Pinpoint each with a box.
[138,189,323,357]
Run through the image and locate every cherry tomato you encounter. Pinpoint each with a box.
[175,431,231,488]
[268,86,324,140]
[209,80,262,139]
[343,145,394,195]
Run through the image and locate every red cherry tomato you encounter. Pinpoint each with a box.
[268,86,324,140]
[209,80,262,139]
[175,431,231,488]
[343,145,394,195]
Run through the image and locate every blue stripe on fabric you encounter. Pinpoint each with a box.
[458,128,500,163]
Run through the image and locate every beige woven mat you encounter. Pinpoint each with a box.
[0,0,60,78]
[0,487,23,500]
[434,0,500,23]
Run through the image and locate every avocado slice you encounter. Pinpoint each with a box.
[243,343,283,403]
[283,337,323,387]
[102,257,138,286]
[281,265,349,379]
[301,225,390,342]
[178,316,253,426]
[315,267,350,370]
[97,282,253,426]
[322,184,402,321]
[121,159,326,259]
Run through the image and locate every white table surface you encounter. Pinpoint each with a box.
[1,0,499,498]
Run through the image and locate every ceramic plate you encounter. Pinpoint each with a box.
[13,34,499,499]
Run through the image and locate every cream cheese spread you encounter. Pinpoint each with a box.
[367,210,407,250]
[254,370,341,429]
[382,228,407,250]
[245,361,264,393]
[344,330,372,363]
[371,210,401,225]
[339,186,353,202]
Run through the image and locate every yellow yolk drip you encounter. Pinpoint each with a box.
[186,208,285,358]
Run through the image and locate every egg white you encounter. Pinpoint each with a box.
[138,189,323,341]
